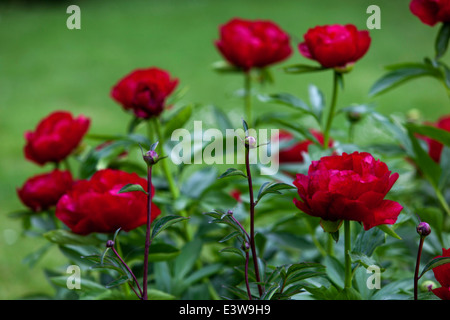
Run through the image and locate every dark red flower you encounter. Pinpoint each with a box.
[55,169,161,235]
[111,67,178,119]
[293,152,403,230]
[215,18,292,71]
[24,111,90,166]
[230,189,242,203]
[419,115,450,162]
[277,129,332,163]
[432,248,450,300]
[410,0,450,26]
[298,24,371,69]
[17,170,73,212]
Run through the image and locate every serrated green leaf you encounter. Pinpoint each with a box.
[117,183,148,195]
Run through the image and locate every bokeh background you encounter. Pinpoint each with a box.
[0,0,448,299]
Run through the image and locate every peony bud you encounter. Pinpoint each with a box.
[244,136,257,149]
[416,222,431,237]
[143,150,159,166]
[106,240,115,248]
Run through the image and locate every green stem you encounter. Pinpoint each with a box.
[151,117,181,202]
[244,71,252,127]
[414,236,425,300]
[323,71,340,149]
[434,187,450,217]
[344,220,352,288]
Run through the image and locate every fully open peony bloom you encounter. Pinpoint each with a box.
[419,115,450,163]
[55,169,161,235]
[410,0,450,26]
[298,24,371,69]
[277,129,332,163]
[293,152,403,230]
[111,67,178,119]
[17,170,73,212]
[432,248,450,300]
[215,18,292,71]
[24,111,90,166]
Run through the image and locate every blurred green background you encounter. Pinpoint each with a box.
[0,0,448,299]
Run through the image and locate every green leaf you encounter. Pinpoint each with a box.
[258,93,319,122]
[283,63,326,74]
[419,256,450,279]
[219,247,245,259]
[377,224,402,240]
[147,242,181,262]
[218,168,247,179]
[117,183,148,195]
[335,287,362,300]
[436,22,450,59]
[163,104,193,138]
[407,127,442,188]
[43,229,101,246]
[369,62,442,96]
[151,215,189,240]
[349,252,377,269]
[406,122,450,147]
[308,84,325,121]
[255,182,295,205]
[105,275,131,289]
[147,288,176,300]
[211,60,242,73]
[319,219,343,233]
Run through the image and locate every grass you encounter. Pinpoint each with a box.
[0,0,448,299]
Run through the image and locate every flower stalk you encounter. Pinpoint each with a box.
[244,71,252,127]
[244,142,263,297]
[414,221,431,300]
[344,220,352,288]
[323,71,340,149]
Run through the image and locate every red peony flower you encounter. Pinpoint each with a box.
[410,0,450,26]
[215,18,292,71]
[111,67,178,119]
[55,169,161,235]
[293,152,403,230]
[17,170,74,212]
[298,24,371,69]
[419,115,450,163]
[24,111,90,166]
[277,129,332,163]
[432,248,450,300]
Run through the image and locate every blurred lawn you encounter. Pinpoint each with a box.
[0,0,448,299]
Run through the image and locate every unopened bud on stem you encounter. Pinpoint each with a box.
[244,136,257,149]
[416,222,431,238]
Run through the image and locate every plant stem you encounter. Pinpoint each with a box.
[111,246,143,299]
[244,249,252,300]
[414,236,425,300]
[323,71,340,149]
[244,147,263,297]
[151,117,181,202]
[344,220,352,288]
[142,165,153,301]
[244,71,252,127]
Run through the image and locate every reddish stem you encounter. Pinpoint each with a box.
[142,165,153,300]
